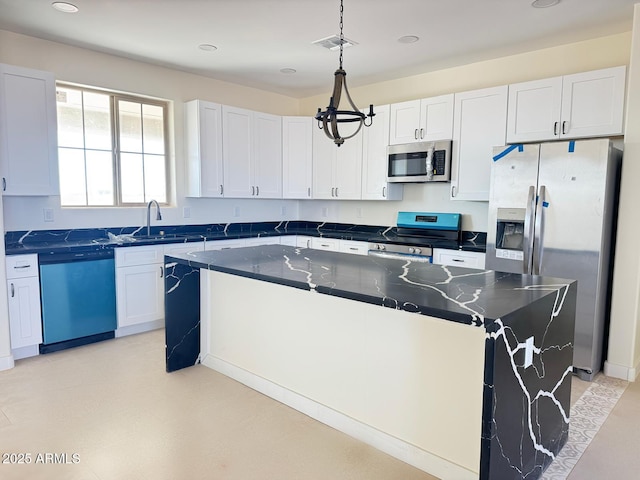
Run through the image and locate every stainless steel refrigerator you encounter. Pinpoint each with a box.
[486,138,622,381]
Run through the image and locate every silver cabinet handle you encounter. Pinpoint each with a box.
[331,187,335,197]
[308,187,311,197]
[414,128,419,140]
[382,186,386,198]
[251,186,255,196]
[306,239,310,248]
[2,178,5,191]
[160,266,164,278]
[335,187,338,197]
[13,265,31,269]
[452,258,464,262]
[451,185,456,197]
[10,283,14,298]
[219,184,223,195]
[562,121,567,135]
[256,186,259,196]
[420,128,424,139]
[553,122,558,136]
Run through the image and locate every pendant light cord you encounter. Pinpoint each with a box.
[339,0,344,70]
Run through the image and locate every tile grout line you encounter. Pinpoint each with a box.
[541,374,629,480]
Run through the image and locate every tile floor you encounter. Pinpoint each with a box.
[0,329,637,480]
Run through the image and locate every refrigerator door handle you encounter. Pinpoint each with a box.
[533,185,546,275]
[523,185,536,274]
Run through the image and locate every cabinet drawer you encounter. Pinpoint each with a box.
[163,242,204,257]
[115,245,164,267]
[433,249,486,270]
[310,237,340,251]
[6,254,39,279]
[339,240,368,256]
[204,239,247,251]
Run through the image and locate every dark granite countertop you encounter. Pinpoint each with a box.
[5,221,486,256]
[166,244,571,329]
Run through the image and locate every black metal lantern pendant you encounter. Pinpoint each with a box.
[315,0,374,147]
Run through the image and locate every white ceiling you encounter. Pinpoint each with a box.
[0,0,636,98]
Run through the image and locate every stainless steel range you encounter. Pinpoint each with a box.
[368,212,462,262]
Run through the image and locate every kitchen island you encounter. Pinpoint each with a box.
[164,245,576,480]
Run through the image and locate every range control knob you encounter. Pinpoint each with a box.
[408,247,415,254]
[414,248,422,255]
[379,244,386,251]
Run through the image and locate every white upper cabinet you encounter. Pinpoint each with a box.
[185,100,224,197]
[282,116,313,199]
[451,85,508,202]
[223,106,282,199]
[507,66,626,143]
[389,94,454,145]
[0,64,59,196]
[312,123,363,200]
[361,104,402,200]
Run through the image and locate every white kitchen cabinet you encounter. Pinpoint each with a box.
[296,236,313,248]
[204,238,247,251]
[282,116,313,199]
[310,237,340,252]
[451,85,508,202]
[5,254,42,358]
[163,242,204,257]
[362,104,403,201]
[338,240,369,256]
[0,64,59,196]
[389,94,454,145]
[185,100,224,197]
[507,66,626,143]
[312,124,362,200]
[279,235,297,246]
[115,245,165,331]
[432,249,486,270]
[223,106,282,199]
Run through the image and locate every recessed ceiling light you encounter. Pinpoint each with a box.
[51,2,79,13]
[398,35,420,44]
[198,44,218,52]
[531,0,561,8]
[280,68,297,74]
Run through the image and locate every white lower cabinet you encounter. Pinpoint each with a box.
[279,235,297,246]
[5,254,42,359]
[115,245,166,333]
[338,240,369,256]
[432,249,486,270]
[204,239,247,251]
[310,237,340,252]
[296,236,313,248]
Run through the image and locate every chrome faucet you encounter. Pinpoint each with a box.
[146,199,162,236]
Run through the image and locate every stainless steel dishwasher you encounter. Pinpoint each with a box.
[38,249,117,354]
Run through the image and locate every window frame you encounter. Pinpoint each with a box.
[56,82,171,208]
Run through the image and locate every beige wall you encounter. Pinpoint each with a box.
[606,5,640,381]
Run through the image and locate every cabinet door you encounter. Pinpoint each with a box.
[222,105,253,198]
[561,66,626,139]
[451,85,508,202]
[253,112,282,198]
[185,100,224,197]
[0,64,59,196]
[389,99,421,144]
[7,276,43,349]
[335,130,363,200]
[282,116,313,199]
[507,77,562,143]
[116,263,165,328]
[420,94,454,141]
[362,104,403,200]
[312,126,336,199]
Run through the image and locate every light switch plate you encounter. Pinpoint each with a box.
[183,206,191,219]
[43,208,54,222]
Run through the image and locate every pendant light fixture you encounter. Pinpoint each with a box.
[315,0,374,147]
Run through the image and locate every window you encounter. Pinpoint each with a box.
[56,84,169,206]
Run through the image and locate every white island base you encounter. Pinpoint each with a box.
[199,270,486,479]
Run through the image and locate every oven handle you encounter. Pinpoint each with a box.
[367,250,432,263]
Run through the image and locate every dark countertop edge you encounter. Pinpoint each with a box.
[6,229,486,256]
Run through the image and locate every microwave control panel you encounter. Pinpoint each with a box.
[433,150,447,175]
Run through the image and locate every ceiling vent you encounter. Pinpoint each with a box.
[312,35,357,51]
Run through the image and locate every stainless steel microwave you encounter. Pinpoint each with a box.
[387,140,452,183]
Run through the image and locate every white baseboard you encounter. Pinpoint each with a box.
[115,319,164,338]
[604,360,639,381]
[0,353,15,371]
[201,354,476,480]
[12,344,39,360]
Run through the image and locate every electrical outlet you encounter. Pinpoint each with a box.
[322,207,328,217]
[233,206,240,217]
[356,208,363,218]
[183,206,191,219]
[43,208,54,222]
[280,206,287,216]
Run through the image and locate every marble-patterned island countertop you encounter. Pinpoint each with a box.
[165,244,577,480]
